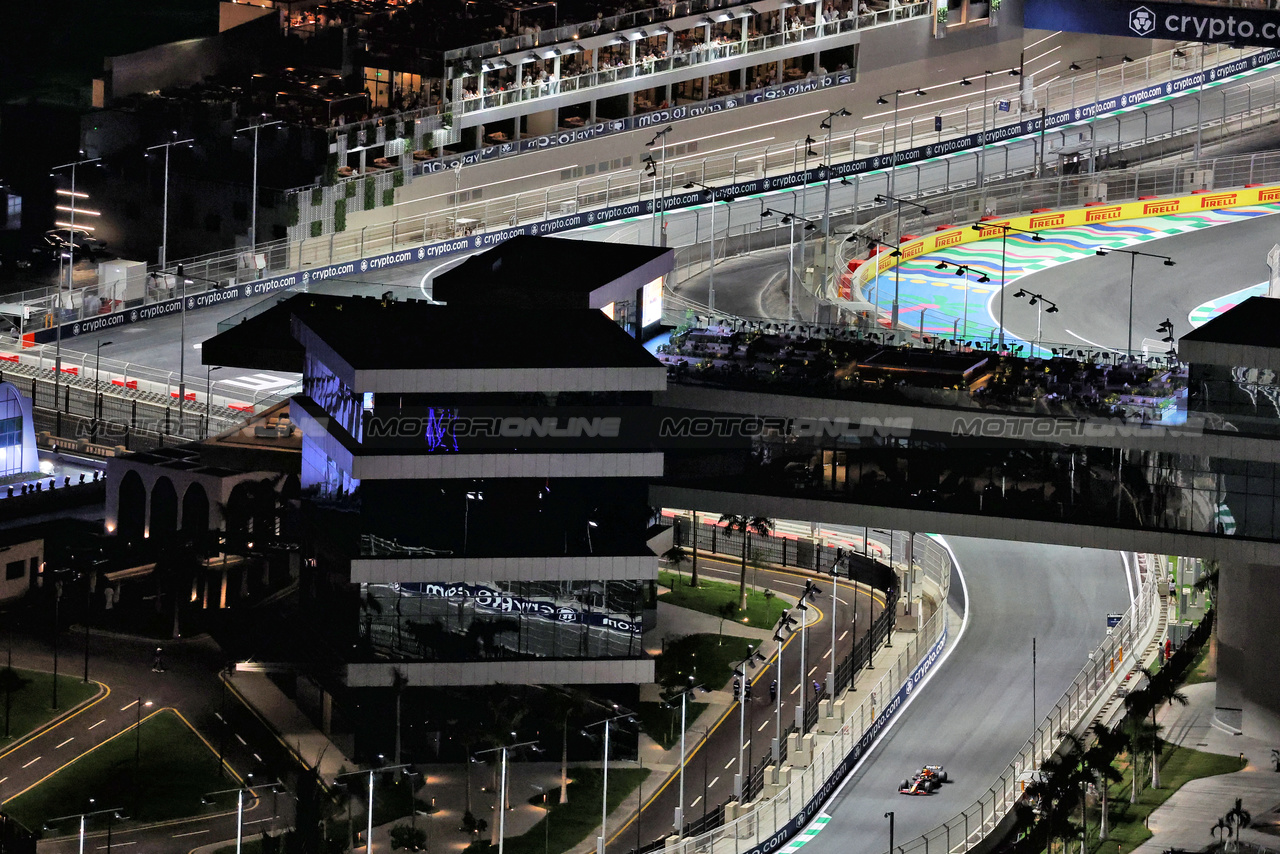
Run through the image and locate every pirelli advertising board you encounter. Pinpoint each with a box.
[842,185,1280,299]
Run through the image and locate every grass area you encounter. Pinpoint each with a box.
[1078,744,1243,854]
[658,569,789,632]
[494,767,650,854]
[4,709,227,828]
[656,634,757,694]
[634,701,709,750]
[1183,632,1216,685]
[0,667,100,746]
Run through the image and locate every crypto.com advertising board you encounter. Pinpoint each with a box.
[1025,0,1280,49]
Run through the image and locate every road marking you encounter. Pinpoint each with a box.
[838,631,849,641]
[235,733,248,746]
[758,721,769,732]
[0,777,7,785]
[98,843,135,849]
[172,830,210,839]
[724,759,734,770]
[709,776,720,788]
[821,650,830,660]
[21,757,40,769]
[55,738,73,749]
[807,666,818,677]
[780,814,831,853]
[89,719,106,729]
[120,701,138,711]
[245,818,274,825]
[789,684,799,696]
[220,373,295,393]
[690,796,702,808]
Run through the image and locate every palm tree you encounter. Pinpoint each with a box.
[540,685,592,804]
[391,668,408,771]
[1194,559,1219,608]
[1121,715,1159,803]
[718,514,774,609]
[1087,722,1127,841]
[689,511,701,587]
[1138,666,1188,788]
[662,544,689,587]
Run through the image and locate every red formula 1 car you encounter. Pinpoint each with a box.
[899,765,949,795]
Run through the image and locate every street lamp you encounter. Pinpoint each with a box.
[1012,289,1059,355]
[818,108,851,299]
[933,261,990,340]
[965,70,1019,209]
[664,676,707,836]
[1093,247,1175,355]
[472,739,539,854]
[645,126,674,246]
[771,611,798,766]
[132,698,154,814]
[1068,55,1133,173]
[795,580,821,730]
[144,134,194,269]
[582,707,637,854]
[875,89,926,199]
[683,180,726,312]
[93,340,113,436]
[970,222,1044,349]
[50,155,102,420]
[885,810,895,854]
[730,645,765,799]
[43,804,123,854]
[875,193,930,329]
[846,231,902,331]
[761,208,818,320]
[206,365,224,438]
[1157,317,1177,359]
[463,490,484,554]
[234,118,284,252]
[202,777,286,854]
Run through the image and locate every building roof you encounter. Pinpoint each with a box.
[1180,296,1280,370]
[291,293,659,371]
[432,235,672,308]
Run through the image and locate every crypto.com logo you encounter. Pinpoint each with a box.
[1129,6,1156,36]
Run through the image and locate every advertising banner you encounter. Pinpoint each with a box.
[1025,0,1280,51]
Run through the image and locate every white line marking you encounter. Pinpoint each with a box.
[709,776,720,788]
[724,759,734,770]
[758,720,769,732]
[838,631,849,642]
[55,737,73,748]
[690,796,703,808]
[98,843,136,849]
[172,830,210,838]
[120,701,138,711]
[1064,328,1121,352]
[807,666,818,676]
[21,756,40,769]
[89,719,106,729]
[235,734,248,746]
[0,776,8,784]
[821,650,831,660]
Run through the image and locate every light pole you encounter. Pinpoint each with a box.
[1068,55,1132,173]
[1012,289,1059,355]
[828,555,843,706]
[876,89,925,200]
[50,155,102,419]
[933,261,989,340]
[960,70,1019,209]
[846,232,902,330]
[683,180,725,312]
[730,646,765,799]
[463,490,484,554]
[93,340,113,436]
[875,194,930,330]
[44,805,124,854]
[645,126,673,246]
[1093,247,1175,355]
[761,208,817,320]
[145,135,194,269]
[885,810,895,854]
[206,365,224,438]
[770,610,798,765]
[473,739,539,854]
[334,760,417,854]
[818,109,851,300]
[132,697,154,814]
[795,580,820,729]
[234,118,284,252]
[666,677,706,837]
[203,777,286,854]
[582,707,636,854]
[970,222,1044,349]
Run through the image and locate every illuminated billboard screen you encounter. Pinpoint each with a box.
[641,277,663,329]
[1024,0,1280,48]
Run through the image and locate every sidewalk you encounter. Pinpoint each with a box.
[1133,680,1280,854]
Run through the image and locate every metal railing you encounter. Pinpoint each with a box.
[7,43,1264,337]
[893,559,1161,854]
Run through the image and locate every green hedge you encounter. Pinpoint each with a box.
[286,195,300,227]
[324,153,339,186]
[392,169,405,188]
[334,199,347,233]
[345,180,357,199]
[309,220,323,237]
[310,187,323,206]
[382,188,395,207]
[363,178,376,210]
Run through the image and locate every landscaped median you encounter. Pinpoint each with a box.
[0,666,101,751]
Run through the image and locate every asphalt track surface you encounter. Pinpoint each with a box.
[1000,212,1280,353]
[801,538,1129,854]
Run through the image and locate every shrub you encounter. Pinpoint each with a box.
[334,199,347,233]
[382,188,395,207]
[310,220,323,237]
[364,178,376,210]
